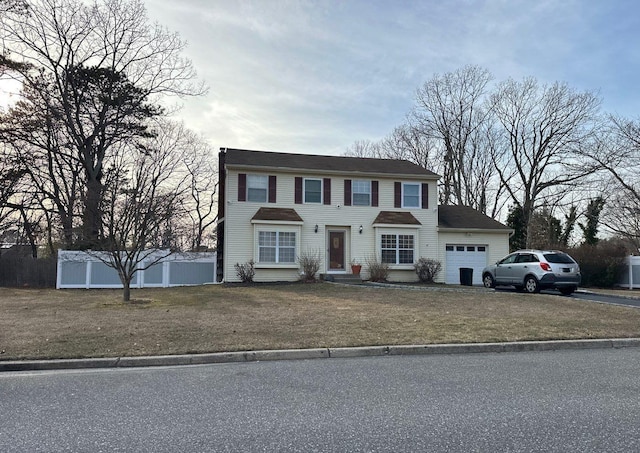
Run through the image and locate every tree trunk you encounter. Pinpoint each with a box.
[123,280,131,302]
[83,177,103,246]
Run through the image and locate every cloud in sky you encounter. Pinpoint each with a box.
[145,0,640,155]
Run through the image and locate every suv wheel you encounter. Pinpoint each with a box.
[483,274,495,288]
[524,276,540,293]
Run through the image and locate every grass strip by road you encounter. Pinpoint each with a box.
[2,283,640,361]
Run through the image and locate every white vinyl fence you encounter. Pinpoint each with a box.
[56,250,217,289]
[619,256,640,289]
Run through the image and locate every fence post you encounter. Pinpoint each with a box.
[56,253,62,289]
[85,260,92,289]
[163,261,170,288]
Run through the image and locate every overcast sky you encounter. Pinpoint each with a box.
[121,1,640,155]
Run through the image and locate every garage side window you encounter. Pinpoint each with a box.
[381,234,414,264]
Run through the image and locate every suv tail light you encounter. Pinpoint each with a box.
[539,262,551,271]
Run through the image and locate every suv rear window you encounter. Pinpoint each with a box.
[543,253,574,264]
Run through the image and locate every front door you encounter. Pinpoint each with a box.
[328,231,345,271]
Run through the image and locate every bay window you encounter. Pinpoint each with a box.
[258,231,296,264]
[381,233,415,264]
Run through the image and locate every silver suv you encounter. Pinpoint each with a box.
[482,250,581,295]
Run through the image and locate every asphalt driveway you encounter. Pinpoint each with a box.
[494,286,640,308]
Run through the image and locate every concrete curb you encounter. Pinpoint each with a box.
[2,338,640,372]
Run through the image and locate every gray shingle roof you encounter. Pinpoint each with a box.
[251,207,303,222]
[438,205,511,231]
[223,148,439,178]
[373,211,422,225]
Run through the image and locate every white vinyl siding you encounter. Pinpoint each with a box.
[352,180,371,206]
[247,175,268,202]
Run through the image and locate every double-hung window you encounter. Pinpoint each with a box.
[402,183,420,208]
[352,180,371,206]
[381,234,415,264]
[304,179,322,204]
[247,175,268,202]
[258,231,296,263]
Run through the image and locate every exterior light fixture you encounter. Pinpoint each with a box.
[359,225,363,234]
[314,224,318,233]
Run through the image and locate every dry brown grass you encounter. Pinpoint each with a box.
[2,283,640,361]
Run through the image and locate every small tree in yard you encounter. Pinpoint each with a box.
[414,258,442,283]
[90,122,191,302]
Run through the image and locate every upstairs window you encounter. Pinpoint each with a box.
[304,179,322,204]
[395,181,428,209]
[352,180,371,206]
[402,183,420,208]
[247,175,268,202]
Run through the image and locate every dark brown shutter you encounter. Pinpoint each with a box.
[372,180,379,207]
[344,180,352,206]
[268,175,276,203]
[394,182,401,208]
[421,183,429,209]
[295,177,303,204]
[238,173,247,202]
[323,178,331,205]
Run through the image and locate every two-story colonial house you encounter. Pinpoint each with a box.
[216,148,511,284]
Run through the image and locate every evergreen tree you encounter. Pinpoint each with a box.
[580,197,605,245]
[507,204,526,251]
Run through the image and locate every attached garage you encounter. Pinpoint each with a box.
[445,244,487,285]
[438,205,513,285]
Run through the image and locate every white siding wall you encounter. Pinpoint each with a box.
[224,169,439,282]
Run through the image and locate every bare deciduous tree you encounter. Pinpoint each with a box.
[489,77,601,247]
[0,80,84,251]
[0,0,205,246]
[582,116,640,249]
[379,124,439,172]
[412,65,496,212]
[97,122,193,302]
[344,139,383,158]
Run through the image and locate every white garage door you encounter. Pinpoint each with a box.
[445,245,488,285]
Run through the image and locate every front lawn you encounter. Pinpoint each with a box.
[2,283,640,360]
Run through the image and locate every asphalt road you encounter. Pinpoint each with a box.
[2,348,640,452]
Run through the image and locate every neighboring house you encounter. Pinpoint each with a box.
[216,148,512,284]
